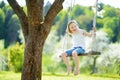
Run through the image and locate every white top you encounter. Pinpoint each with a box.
[72,29,85,49]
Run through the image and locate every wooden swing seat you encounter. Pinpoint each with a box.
[76,50,101,56]
[59,51,101,57]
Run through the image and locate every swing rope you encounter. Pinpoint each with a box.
[62,0,75,52]
[68,0,75,21]
[93,0,98,28]
[91,0,98,51]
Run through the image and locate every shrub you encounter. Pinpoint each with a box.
[97,43,120,75]
[7,43,24,72]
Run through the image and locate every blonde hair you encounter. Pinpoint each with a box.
[66,20,78,34]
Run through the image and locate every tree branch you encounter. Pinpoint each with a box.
[7,0,28,42]
[38,0,44,22]
[44,0,65,27]
[26,0,44,26]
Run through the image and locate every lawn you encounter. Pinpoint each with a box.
[0,71,120,80]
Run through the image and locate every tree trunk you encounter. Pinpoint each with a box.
[22,26,49,80]
[22,1,49,79]
[7,0,65,80]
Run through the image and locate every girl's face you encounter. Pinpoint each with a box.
[69,23,78,33]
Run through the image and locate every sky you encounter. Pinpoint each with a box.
[1,0,120,9]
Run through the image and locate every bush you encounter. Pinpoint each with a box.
[97,43,120,75]
[7,43,24,72]
[42,53,66,74]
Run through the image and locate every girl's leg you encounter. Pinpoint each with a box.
[72,51,79,75]
[61,52,72,75]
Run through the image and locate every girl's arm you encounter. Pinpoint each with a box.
[83,27,96,37]
[83,30,92,37]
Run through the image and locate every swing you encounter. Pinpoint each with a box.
[60,0,101,57]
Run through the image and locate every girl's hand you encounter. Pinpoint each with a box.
[91,27,96,37]
[92,27,96,32]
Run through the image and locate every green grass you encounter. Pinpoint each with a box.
[0,71,21,80]
[42,73,120,80]
[0,71,120,80]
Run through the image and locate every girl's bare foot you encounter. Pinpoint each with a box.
[67,67,72,75]
[74,68,79,76]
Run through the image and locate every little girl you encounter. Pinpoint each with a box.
[61,20,96,76]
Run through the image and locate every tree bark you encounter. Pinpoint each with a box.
[7,0,28,42]
[22,26,48,80]
[7,0,65,80]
